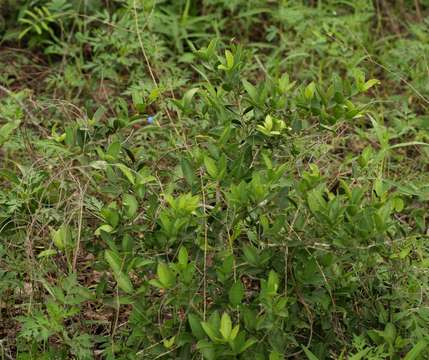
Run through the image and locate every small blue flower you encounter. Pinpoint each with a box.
[147,116,154,124]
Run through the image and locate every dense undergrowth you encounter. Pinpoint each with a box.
[1,0,429,359]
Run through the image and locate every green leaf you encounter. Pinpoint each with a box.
[220,312,232,340]
[228,281,244,307]
[113,270,134,294]
[148,87,161,103]
[229,324,239,341]
[0,169,19,184]
[225,50,234,69]
[267,270,279,294]
[270,352,283,360]
[38,249,57,258]
[93,106,106,122]
[157,262,175,289]
[264,115,273,131]
[148,279,164,289]
[0,120,21,147]
[107,141,121,159]
[123,194,138,218]
[304,82,316,100]
[104,250,122,274]
[95,224,114,236]
[122,234,135,253]
[163,336,175,349]
[52,225,72,250]
[104,250,133,293]
[242,245,258,265]
[183,88,199,107]
[117,164,135,185]
[101,206,120,228]
[302,345,320,360]
[383,323,396,345]
[243,80,258,102]
[188,314,205,340]
[204,156,218,178]
[239,337,256,353]
[131,90,145,112]
[90,160,108,170]
[362,79,380,92]
[349,348,371,360]
[404,341,427,360]
[201,321,220,342]
[278,73,296,93]
[351,68,365,87]
[181,158,196,186]
[178,246,188,266]
[197,340,216,360]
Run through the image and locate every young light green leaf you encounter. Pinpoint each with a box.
[225,50,234,69]
[220,312,232,340]
[362,78,380,91]
[38,249,57,258]
[163,336,175,349]
[148,87,161,103]
[278,73,296,93]
[52,224,72,250]
[304,82,316,100]
[264,115,273,131]
[178,246,188,266]
[267,270,279,294]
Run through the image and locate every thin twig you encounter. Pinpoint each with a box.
[200,168,209,321]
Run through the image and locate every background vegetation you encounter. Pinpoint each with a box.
[1,0,429,359]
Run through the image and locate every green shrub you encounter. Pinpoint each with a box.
[1,1,429,359]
